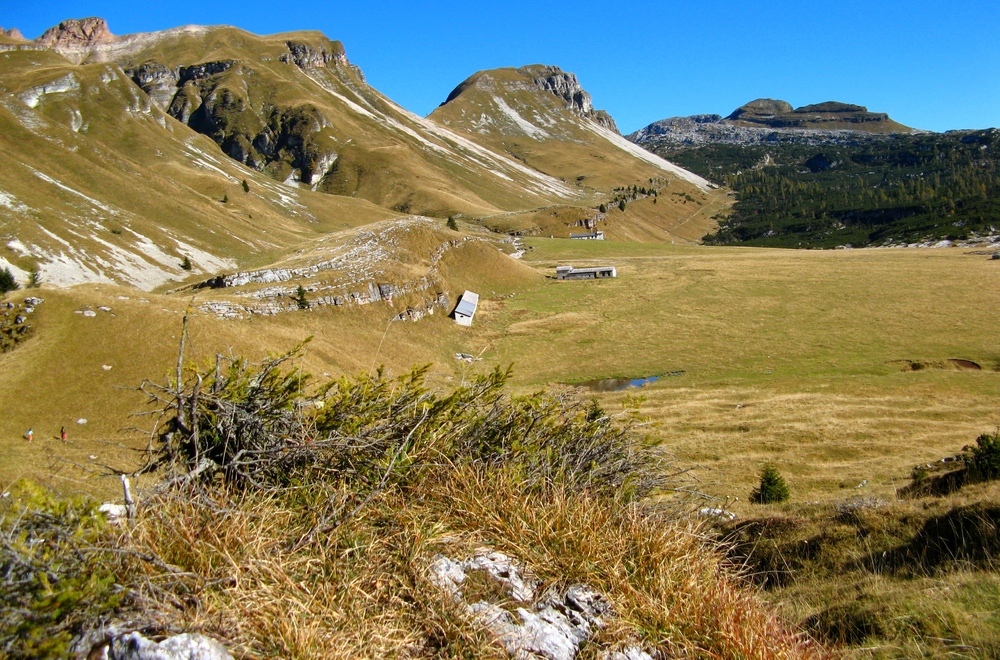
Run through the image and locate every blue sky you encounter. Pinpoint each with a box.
[3,0,998,133]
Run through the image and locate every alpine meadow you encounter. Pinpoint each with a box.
[1,13,999,660]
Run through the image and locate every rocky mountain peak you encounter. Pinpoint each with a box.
[36,17,115,48]
[726,98,794,120]
[0,27,26,41]
[796,101,867,114]
[520,65,619,133]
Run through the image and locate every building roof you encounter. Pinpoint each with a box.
[455,290,479,317]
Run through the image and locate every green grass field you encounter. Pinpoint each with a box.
[3,234,999,655]
[479,240,1000,507]
[3,238,997,506]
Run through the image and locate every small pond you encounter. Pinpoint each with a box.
[574,372,684,392]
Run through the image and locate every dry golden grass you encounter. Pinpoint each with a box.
[116,467,819,659]
[453,240,1000,511]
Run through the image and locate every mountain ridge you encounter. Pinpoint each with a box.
[629,97,915,151]
[1,17,715,293]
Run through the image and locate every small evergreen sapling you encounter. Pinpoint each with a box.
[751,464,790,504]
[446,216,458,231]
[180,256,193,271]
[295,285,309,310]
[0,267,18,295]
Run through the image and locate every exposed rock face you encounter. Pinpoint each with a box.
[280,40,348,69]
[0,27,27,41]
[17,73,80,108]
[102,632,234,660]
[524,65,620,133]
[125,62,179,110]
[178,60,236,85]
[428,549,653,660]
[726,97,896,129]
[36,17,115,48]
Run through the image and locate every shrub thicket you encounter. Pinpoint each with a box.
[968,430,1000,481]
[0,483,121,658]
[139,342,671,501]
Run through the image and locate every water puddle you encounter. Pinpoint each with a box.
[574,371,684,392]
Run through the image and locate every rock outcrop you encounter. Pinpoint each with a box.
[727,98,895,129]
[0,27,26,41]
[280,40,348,69]
[429,549,653,660]
[85,631,234,660]
[629,97,914,152]
[124,47,337,185]
[525,65,619,133]
[124,62,180,110]
[35,17,115,48]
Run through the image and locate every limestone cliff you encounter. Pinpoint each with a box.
[523,65,619,133]
[35,17,115,48]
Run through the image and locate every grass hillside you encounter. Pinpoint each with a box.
[428,65,723,240]
[0,222,539,498]
[100,25,584,217]
[1,21,600,294]
[3,228,998,655]
[4,18,998,658]
[0,46,399,290]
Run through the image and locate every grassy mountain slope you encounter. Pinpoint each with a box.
[0,20,599,292]
[0,225,539,497]
[0,46,399,290]
[89,24,583,216]
[429,65,722,240]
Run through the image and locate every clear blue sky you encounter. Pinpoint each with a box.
[3,0,998,133]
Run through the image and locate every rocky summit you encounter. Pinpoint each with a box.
[35,17,116,48]
[629,97,914,150]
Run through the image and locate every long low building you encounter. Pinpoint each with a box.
[555,265,617,280]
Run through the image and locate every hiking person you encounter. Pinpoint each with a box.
[60,426,67,441]
[25,428,33,442]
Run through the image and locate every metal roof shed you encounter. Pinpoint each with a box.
[453,290,479,326]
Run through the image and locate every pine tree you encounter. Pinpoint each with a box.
[0,267,18,295]
[295,285,309,310]
[750,464,790,504]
